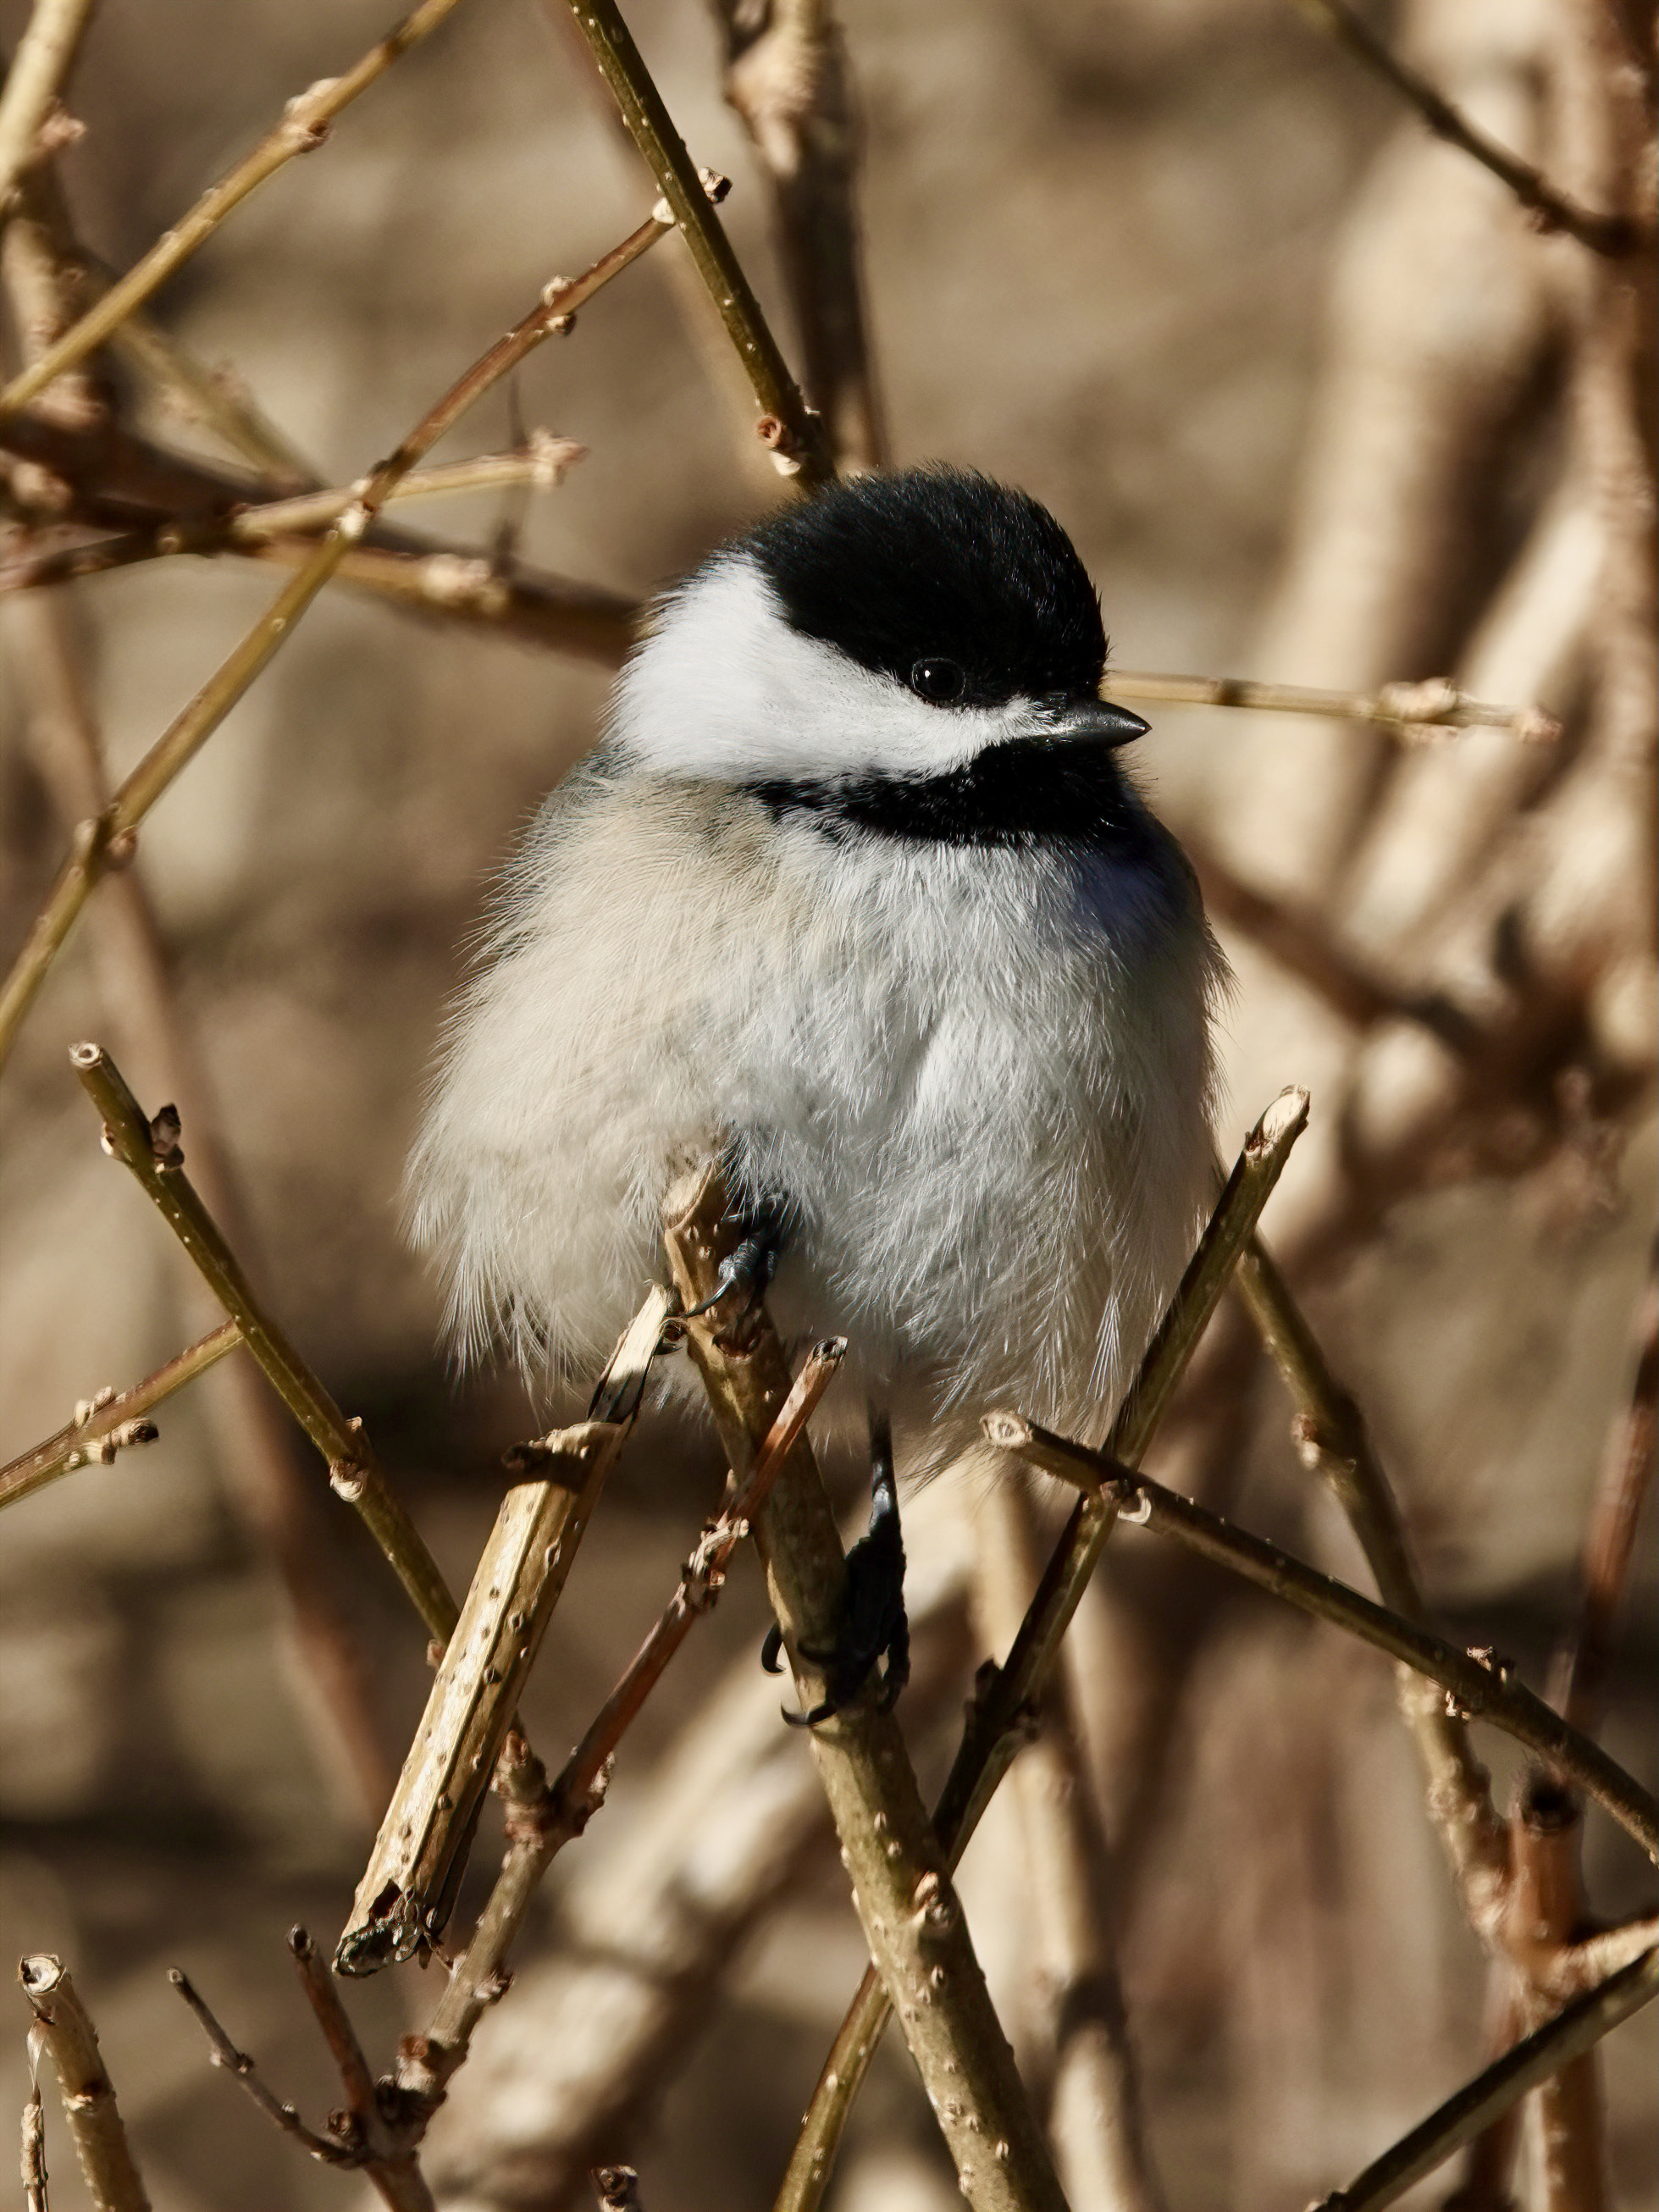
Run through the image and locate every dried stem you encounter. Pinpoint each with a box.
[0,201,671,1066]
[0,0,476,416]
[70,1042,459,1640]
[0,0,100,213]
[556,0,833,484]
[777,1088,1310,2212]
[1109,666,1559,742]
[1291,0,1640,257]
[0,1319,241,1510]
[287,1933,438,2211]
[17,1956,150,2212]
[988,1423,1659,1863]
[665,1161,1067,2212]
[1311,1947,1658,2212]
[169,1969,362,2169]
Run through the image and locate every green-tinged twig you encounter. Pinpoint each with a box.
[0,1319,241,1510]
[0,0,100,213]
[0,0,475,416]
[18,1955,152,2212]
[556,0,833,485]
[777,1087,1310,2212]
[1109,667,1559,742]
[666,1161,1067,2212]
[1311,1949,1658,2212]
[391,1332,843,2118]
[0,207,673,1068]
[70,1042,458,1640]
[989,1424,1659,1864]
[1291,0,1640,257]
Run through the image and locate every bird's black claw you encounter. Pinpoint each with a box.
[760,1621,787,1675]
[762,1412,909,1727]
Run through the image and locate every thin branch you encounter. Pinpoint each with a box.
[776,1087,1311,2212]
[1291,0,1641,257]
[1555,1250,1658,1737]
[556,0,833,485]
[1231,1231,1512,1926]
[1,439,586,583]
[0,0,100,213]
[17,1955,151,2212]
[664,1161,1066,2212]
[169,1969,355,2167]
[287,1932,437,2212]
[708,0,888,470]
[0,202,672,1067]
[1311,1948,1658,2212]
[0,1319,241,1510]
[1109,666,1559,741]
[0,0,477,416]
[70,1043,460,1640]
[987,1422,1659,1864]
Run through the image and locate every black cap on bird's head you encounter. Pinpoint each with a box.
[743,467,1136,735]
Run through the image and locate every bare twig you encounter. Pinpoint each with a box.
[0,0,100,213]
[1,440,586,583]
[21,2039,48,2212]
[593,2169,644,2212]
[987,1423,1659,1863]
[1312,1948,1658,2212]
[665,1161,1067,2212]
[70,1043,460,1640]
[1555,1251,1659,1738]
[556,0,833,485]
[777,1087,1310,2212]
[0,1320,240,1510]
[1110,666,1560,741]
[0,200,670,1066]
[708,0,887,471]
[17,1956,150,2212]
[1291,0,1640,257]
[0,0,477,416]
[287,1932,438,2211]
[169,1968,358,2167]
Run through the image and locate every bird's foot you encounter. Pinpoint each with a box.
[681,1187,788,1349]
[764,1413,909,1727]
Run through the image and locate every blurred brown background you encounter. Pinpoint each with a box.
[1,0,1654,2204]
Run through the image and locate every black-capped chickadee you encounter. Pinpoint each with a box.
[409,467,1223,1715]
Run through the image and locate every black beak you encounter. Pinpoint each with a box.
[1055,698,1149,747]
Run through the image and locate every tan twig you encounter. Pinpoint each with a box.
[287,1932,437,2211]
[709,0,888,471]
[988,1423,1659,1864]
[0,0,476,417]
[70,1043,459,1640]
[1110,667,1559,742]
[1311,1948,1658,2212]
[556,0,832,486]
[777,1087,1310,2212]
[0,202,671,1068]
[665,1161,1066,2212]
[391,1334,844,2122]
[0,1320,240,1510]
[0,0,100,212]
[971,1474,1166,2212]
[1555,1250,1658,1738]
[1,440,586,583]
[1290,0,1640,257]
[1231,1233,1512,1928]
[592,2168,644,2211]
[17,1956,150,2212]
[21,2038,47,2212]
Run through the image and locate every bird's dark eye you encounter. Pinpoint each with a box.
[909,657,967,704]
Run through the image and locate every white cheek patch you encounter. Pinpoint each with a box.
[610,556,1031,785]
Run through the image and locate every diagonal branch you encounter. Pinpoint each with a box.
[19,1955,152,2211]
[0,0,101,213]
[0,0,477,415]
[556,0,833,485]
[1291,0,1641,257]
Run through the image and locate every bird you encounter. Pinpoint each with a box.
[407,465,1225,1718]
